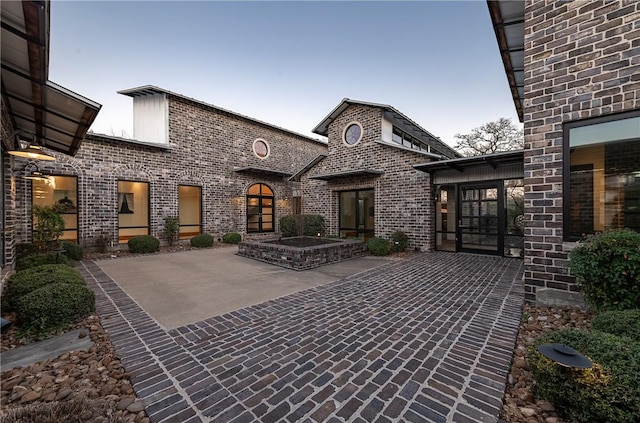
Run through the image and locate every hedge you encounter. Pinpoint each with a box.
[128,235,160,253]
[190,233,214,248]
[592,309,640,343]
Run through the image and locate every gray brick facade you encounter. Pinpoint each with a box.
[522,0,640,303]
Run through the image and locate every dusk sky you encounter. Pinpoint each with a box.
[49,1,520,146]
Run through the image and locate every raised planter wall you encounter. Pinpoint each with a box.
[237,237,366,270]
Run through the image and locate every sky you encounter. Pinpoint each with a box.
[49,0,520,147]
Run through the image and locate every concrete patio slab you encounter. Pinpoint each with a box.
[96,247,389,329]
[79,252,524,423]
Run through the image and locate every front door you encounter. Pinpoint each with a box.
[458,183,502,254]
[339,189,374,241]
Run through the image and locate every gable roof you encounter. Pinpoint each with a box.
[487,0,525,122]
[118,85,326,146]
[312,98,461,159]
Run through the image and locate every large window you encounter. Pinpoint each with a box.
[564,111,640,240]
[118,180,149,242]
[339,189,374,240]
[32,175,78,242]
[247,183,274,233]
[178,185,202,239]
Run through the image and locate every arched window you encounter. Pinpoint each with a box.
[247,183,274,233]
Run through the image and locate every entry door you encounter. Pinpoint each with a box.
[458,183,502,254]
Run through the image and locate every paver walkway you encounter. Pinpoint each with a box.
[79,252,523,423]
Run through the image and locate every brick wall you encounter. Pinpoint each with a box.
[523,0,640,303]
[12,94,327,249]
[302,104,436,251]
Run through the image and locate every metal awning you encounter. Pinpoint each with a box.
[233,166,293,178]
[1,1,101,156]
[288,154,326,181]
[487,1,525,122]
[308,169,384,181]
[414,150,523,173]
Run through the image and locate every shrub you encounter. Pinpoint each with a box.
[16,243,37,260]
[2,264,85,311]
[32,205,65,252]
[95,233,110,253]
[127,235,160,253]
[17,253,69,271]
[390,230,409,252]
[16,282,95,334]
[191,233,214,248]
[367,237,392,256]
[569,229,640,311]
[1,397,121,423]
[592,309,640,342]
[61,240,84,260]
[529,329,640,423]
[163,216,180,246]
[279,214,325,237]
[280,215,297,237]
[222,232,242,244]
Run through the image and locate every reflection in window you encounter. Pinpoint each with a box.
[435,185,456,251]
[247,183,274,233]
[339,190,374,241]
[504,179,524,257]
[566,112,640,240]
[118,180,149,242]
[179,185,202,239]
[32,176,78,242]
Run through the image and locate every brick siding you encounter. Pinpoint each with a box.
[523,0,640,303]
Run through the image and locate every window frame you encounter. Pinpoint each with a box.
[117,179,151,242]
[562,109,640,241]
[246,183,275,233]
[178,184,202,239]
[31,174,80,243]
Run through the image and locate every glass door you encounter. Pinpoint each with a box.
[458,183,502,254]
[339,189,374,240]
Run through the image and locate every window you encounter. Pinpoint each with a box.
[253,139,270,159]
[118,180,150,242]
[391,126,432,153]
[178,185,202,239]
[32,175,79,242]
[564,111,640,241]
[247,183,274,233]
[339,189,374,240]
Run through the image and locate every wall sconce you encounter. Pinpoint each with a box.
[7,129,56,161]
[19,162,50,181]
[538,343,592,368]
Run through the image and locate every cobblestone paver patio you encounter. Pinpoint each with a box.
[79,252,523,423]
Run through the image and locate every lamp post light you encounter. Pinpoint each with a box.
[537,343,592,368]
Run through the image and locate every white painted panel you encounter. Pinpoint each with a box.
[381,116,393,143]
[132,93,168,144]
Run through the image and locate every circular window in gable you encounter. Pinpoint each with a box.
[253,138,270,159]
[343,122,363,146]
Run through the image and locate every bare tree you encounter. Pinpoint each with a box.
[454,118,523,157]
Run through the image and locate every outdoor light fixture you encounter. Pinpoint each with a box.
[7,129,56,161]
[538,343,592,368]
[19,162,50,181]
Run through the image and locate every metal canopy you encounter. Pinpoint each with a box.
[233,166,293,178]
[1,1,101,155]
[288,154,327,181]
[308,169,384,181]
[487,0,525,122]
[414,150,523,173]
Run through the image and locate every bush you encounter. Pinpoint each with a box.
[190,233,214,248]
[222,232,241,244]
[95,233,110,253]
[592,309,640,342]
[279,214,325,237]
[16,243,37,260]
[2,265,85,312]
[16,282,95,334]
[569,229,640,311]
[127,235,160,253]
[529,329,640,423]
[367,237,392,256]
[61,240,84,260]
[17,253,69,271]
[1,397,121,423]
[390,231,409,252]
[32,205,65,252]
[163,216,179,246]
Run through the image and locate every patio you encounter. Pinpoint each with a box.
[79,251,523,423]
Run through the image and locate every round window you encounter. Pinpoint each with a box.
[253,139,270,159]
[343,122,363,146]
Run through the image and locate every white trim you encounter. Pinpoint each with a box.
[252,138,270,159]
[342,121,363,147]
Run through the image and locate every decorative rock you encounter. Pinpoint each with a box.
[520,407,536,417]
[127,400,145,413]
[20,390,41,403]
[55,388,73,401]
[538,400,555,412]
[545,417,559,423]
[117,396,135,410]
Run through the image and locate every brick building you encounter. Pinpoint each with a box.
[488,0,640,304]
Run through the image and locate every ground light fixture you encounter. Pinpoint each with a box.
[6,129,56,161]
[538,343,592,368]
